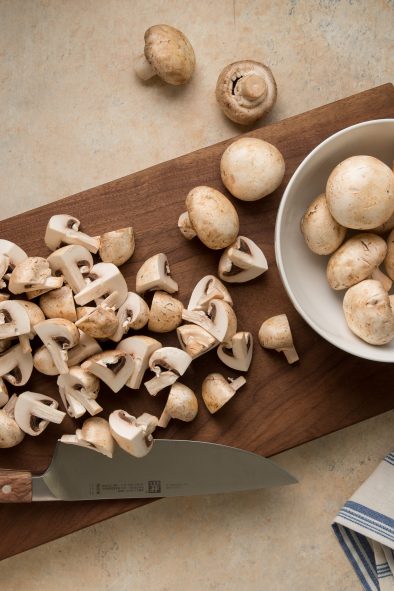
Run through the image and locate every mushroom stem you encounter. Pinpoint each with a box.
[236,74,267,101]
[177,212,197,240]
[282,347,299,364]
[371,267,392,291]
[28,399,66,424]
[228,376,246,391]
[134,53,156,80]
[158,408,171,429]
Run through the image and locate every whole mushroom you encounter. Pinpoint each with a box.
[301,193,346,255]
[258,314,299,364]
[158,382,198,428]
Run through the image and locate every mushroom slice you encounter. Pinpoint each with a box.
[0,377,9,408]
[75,304,118,339]
[74,262,128,309]
[258,314,299,364]
[48,245,93,294]
[181,299,237,344]
[0,343,33,386]
[8,257,63,295]
[0,394,24,448]
[187,275,232,312]
[116,335,161,389]
[109,292,149,343]
[18,301,45,338]
[0,300,32,352]
[58,367,102,418]
[99,227,135,266]
[177,324,218,359]
[60,417,114,458]
[217,332,253,372]
[0,254,9,289]
[0,240,27,276]
[148,291,183,333]
[35,318,80,374]
[14,391,66,436]
[39,286,77,322]
[33,331,102,376]
[45,214,100,253]
[109,410,158,458]
[158,382,198,428]
[218,236,268,283]
[81,351,133,393]
[135,253,178,295]
[202,373,246,414]
[144,347,192,396]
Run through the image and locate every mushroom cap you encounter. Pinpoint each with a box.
[258,314,294,350]
[343,279,394,345]
[384,229,394,281]
[326,156,394,230]
[98,227,135,267]
[215,60,277,125]
[201,373,245,414]
[158,382,198,427]
[326,233,387,290]
[220,138,285,201]
[148,291,183,333]
[185,186,239,249]
[0,410,24,448]
[144,25,195,85]
[80,417,114,458]
[39,286,77,322]
[76,305,118,339]
[301,193,347,255]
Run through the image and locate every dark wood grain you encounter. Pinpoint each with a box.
[0,85,393,560]
[0,471,32,503]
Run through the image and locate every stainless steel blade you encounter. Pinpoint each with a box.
[32,440,297,501]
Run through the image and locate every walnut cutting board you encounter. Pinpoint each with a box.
[0,85,393,561]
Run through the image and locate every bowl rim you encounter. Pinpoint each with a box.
[274,118,394,363]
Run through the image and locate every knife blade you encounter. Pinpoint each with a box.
[0,440,297,502]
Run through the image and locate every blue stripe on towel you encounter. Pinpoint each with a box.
[347,529,379,587]
[338,510,394,543]
[345,501,394,531]
[332,524,378,591]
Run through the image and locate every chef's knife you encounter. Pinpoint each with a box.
[0,439,297,502]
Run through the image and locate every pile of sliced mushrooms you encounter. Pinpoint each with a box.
[301,155,394,346]
[0,137,299,458]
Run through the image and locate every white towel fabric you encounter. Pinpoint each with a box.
[332,452,394,591]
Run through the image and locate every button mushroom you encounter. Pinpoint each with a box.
[47,245,93,294]
[220,138,285,201]
[215,60,277,125]
[81,351,134,393]
[74,262,128,309]
[109,410,158,458]
[218,236,268,283]
[144,347,192,396]
[343,279,394,345]
[110,292,149,342]
[134,24,195,85]
[0,394,24,448]
[217,332,253,372]
[187,275,233,312]
[14,391,65,436]
[57,367,102,418]
[0,343,33,386]
[177,324,218,359]
[181,299,237,343]
[384,229,394,281]
[135,253,178,295]
[98,227,135,266]
[75,303,118,339]
[148,291,183,333]
[178,186,239,249]
[202,373,246,414]
[8,257,63,295]
[34,318,80,374]
[116,335,162,389]
[258,314,299,364]
[45,214,100,253]
[60,417,114,458]
[158,382,198,428]
[39,286,77,322]
[326,156,394,230]
[301,193,347,255]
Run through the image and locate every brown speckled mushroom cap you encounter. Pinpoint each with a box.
[216,60,277,125]
[144,24,195,85]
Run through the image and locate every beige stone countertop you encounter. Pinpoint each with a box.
[0,1,393,589]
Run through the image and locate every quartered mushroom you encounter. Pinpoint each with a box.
[18,301,45,337]
[98,227,135,266]
[0,300,32,352]
[202,373,246,414]
[45,214,100,253]
[182,299,237,343]
[35,318,80,374]
[75,303,118,339]
[0,239,27,278]
[109,410,158,458]
[187,275,232,312]
[135,253,178,295]
[33,331,102,376]
[0,377,9,408]
[60,417,114,458]
[47,245,93,294]
[14,391,66,436]
[39,286,77,322]
[144,347,192,396]
[74,262,128,309]
[0,343,33,386]
[258,314,299,364]
[110,292,149,342]
[148,291,184,333]
[58,367,102,418]
[81,351,134,393]
[177,324,218,359]
[0,395,24,448]
[8,257,63,295]
[217,332,253,371]
[218,236,268,283]
[158,382,198,428]
[116,335,161,389]
[301,193,347,255]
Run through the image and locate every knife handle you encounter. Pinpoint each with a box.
[0,470,32,502]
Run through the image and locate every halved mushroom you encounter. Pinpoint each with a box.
[158,382,198,428]
[144,347,192,396]
[33,331,102,376]
[116,335,162,389]
[75,303,118,339]
[60,417,114,458]
[0,343,33,386]
[39,286,77,322]
[258,314,299,364]
[181,299,237,343]
[47,245,93,294]
[74,262,128,309]
[99,227,135,266]
[218,236,268,283]
[110,292,149,342]
[58,367,102,418]
[384,229,394,281]
[109,410,158,458]
[187,275,232,312]
[148,291,183,333]
[177,324,218,359]
[217,332,253,372]
[35,318,80,374]
[135,253,178,295]
[8,257,63,295]
[202,373,246,414]
[0,395,24,448]
[14,391,65,436]
[81,351,133,393]
[0,377,8,408]
[45,214,100,253]
[0,300,32,352]
[301,193,347,255]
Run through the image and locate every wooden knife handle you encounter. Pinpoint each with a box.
[0,470,32,502]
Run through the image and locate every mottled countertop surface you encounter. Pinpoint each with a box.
[0,1,393,589]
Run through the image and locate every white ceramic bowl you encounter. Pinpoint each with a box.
[275,119,394,362]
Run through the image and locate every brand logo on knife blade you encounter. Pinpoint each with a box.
[147,480,161,493]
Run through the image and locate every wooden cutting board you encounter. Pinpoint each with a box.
[0,84,393,561]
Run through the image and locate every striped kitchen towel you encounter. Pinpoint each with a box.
[332,451,394,591]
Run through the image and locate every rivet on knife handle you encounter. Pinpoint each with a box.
[0,470,32,502]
